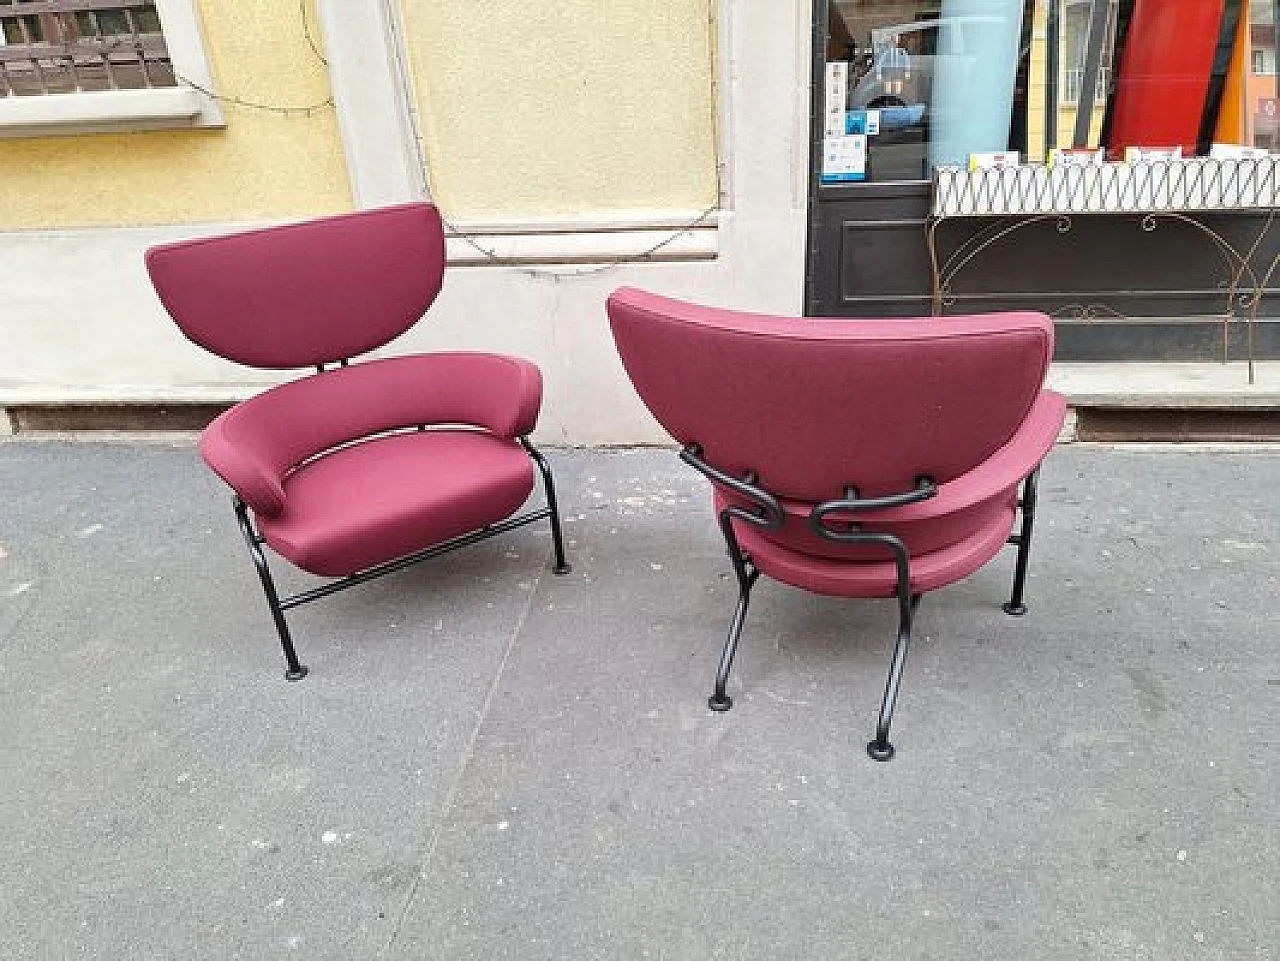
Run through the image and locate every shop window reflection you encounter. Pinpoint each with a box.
[821,0,1278,187]
[824,1,1036,183]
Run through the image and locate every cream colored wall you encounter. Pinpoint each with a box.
[402,0,719,220]
[1,1,811,445]
[0,0,350,230]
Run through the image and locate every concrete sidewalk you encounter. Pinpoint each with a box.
[0,441,1276,960]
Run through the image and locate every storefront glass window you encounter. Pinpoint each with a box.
[823,0,1034,183]
[821,0,1280,186]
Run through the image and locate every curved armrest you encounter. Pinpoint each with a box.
[200,408,289,518]
[680,444,784,529]
[199,352,545,517]
[372,352,541,438]
[848,390,1067,524]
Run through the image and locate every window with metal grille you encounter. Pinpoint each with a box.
[0,1,175,96]
[0,0,220,136]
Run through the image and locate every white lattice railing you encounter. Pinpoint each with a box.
[932,157,1280,217]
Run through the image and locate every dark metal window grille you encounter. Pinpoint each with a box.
[0,1,175,97]
[1062,64,1111,105]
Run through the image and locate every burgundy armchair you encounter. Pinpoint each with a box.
[146,203,569,679]
[607,287,1066,760]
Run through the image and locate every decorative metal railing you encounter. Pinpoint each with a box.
[928,157,1279,381]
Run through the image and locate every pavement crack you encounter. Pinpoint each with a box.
[1,558,48,651]
[378,557,545,957]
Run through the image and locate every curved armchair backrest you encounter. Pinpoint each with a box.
[146,203,446,369]
[607,287,1054,502]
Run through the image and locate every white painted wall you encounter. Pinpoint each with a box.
[0,2,812,445]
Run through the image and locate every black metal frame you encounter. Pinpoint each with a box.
[681,442,1043,761]
[231,434,570,680]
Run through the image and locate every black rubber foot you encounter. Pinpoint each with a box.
[866,739,895,761]
[1002,602,1028,616]
[708,694,733,712]
[285,665,309,681]
[553,563,572,575]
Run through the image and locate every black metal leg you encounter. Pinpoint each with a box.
[1003,468,1041,616]
[867,593,921,761]
[522,439,571,575]
[232,497,309,681]
[708,510,762,712]
[709,566,759,712]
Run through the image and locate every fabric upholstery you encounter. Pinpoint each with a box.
[146,203,445,369]
[717,488,1018,566]
[145,202,554,636]
[719,389,1066,564]
[607,286,1066,597]
[731,498,1017,597]
[257,430,535,577]
[607,287,1054,502]
[200,353,542,519]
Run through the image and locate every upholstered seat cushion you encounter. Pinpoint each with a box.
[730,496,1017,598]
[257,430,535,577]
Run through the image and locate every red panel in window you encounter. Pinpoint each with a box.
[1106,0,1227,155]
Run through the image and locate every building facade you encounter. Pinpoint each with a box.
[1,1,1275,443]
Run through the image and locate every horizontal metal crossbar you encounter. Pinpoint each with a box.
[1,1,149,16]
[278,507,554,611]
[0,37,168,63]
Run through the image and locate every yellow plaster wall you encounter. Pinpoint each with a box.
[1026,0,1049,162]
[0,0,350,230]
[403,0,719,220]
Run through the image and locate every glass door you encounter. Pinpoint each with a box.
[821,0,1035,185]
